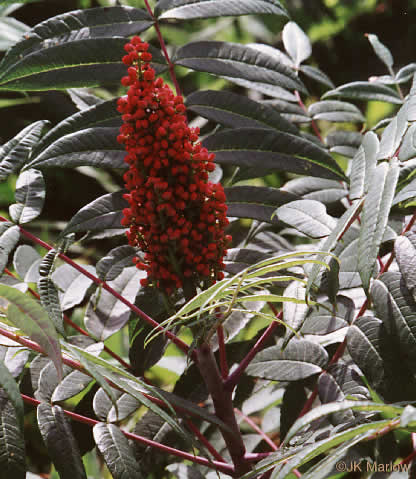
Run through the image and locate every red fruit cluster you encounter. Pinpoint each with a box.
[117,37,231,296]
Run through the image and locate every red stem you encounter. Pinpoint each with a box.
[235,408,277,451]
[143,0,182,96]
[217,325,229,379]
[295,90,324,143]
[21,394,235,475]
[0,216,192,359]
[185,419,226,463]
[224,318,279,392]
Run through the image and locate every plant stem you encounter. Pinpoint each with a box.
[185,419,226,463]
[235,408,277,451]
[0,216,192,358]
[224,319,279,392]
[295,90,324,143]
[197,341,251,476]
[143,0,182,96]
[21,393,235,475]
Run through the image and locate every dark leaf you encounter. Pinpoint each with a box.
[299,65,334,88]
[186,89,297,133]
[263,99,310,123]
[174,41,305,93]
[0,120,48,182]
[9,169,45,224]
[225,185,298,223]
[37,403,87,479]
[107,393,141,423]
[246,338,328,381]
[93,387,123,422]
[26,127,125,171]
[155,0,287,19]
[37,277,64,336]
[93,423,143,479]
[203,127,346,181]
[51,370,93,403]
[280,382,307,441]
[96,245,136,282]
[282,177,347,205]
[67,88,104,110]
[61,190,127,237]
[0,389,25,479]
[323,81,402,104]
[308,100,364,123]
[0,360,24,432]
[301,299,352,335]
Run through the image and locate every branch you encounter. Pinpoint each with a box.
[21,394,235,475]
[0,216,192,358]
[143,0,182,96]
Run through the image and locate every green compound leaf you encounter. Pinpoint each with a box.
[155,0,287,20]
[225,186,298,223]
[186,90,297,134]
[0,389,26,479]
[93,423,143,479]
[174,41,305,93]
[37,403,87,479]
[9,169,45,224]
[203,127,346,181]
[0,120,48,182]
[358,160,399,292]
[0,284,63,380]
[323,81,402,104]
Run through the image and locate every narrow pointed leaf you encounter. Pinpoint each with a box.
[323,81,402,104]
[0,120,48,182]
[325,130,362,157]
[0,223,20,275]
[282,282,308,340]
[377,102,408,160]
[225,186,298,223]
[85,267,144,340]
[349,131,379,199]
[186,90,297,134]
[224,76,297,101]
[156,0,287,19]
[61,190,127,237]
[37,403,87,479]
[399,122,416,162]
[0,284,63,380]
[367,34,394,71]
[174,41,306,93]
[33,99,121,158]
[308,100,364,123]
[299,65,334,88]
[0,389,25,479]
[282,22,311,67]
[93,423,143,479]
[9,169,45,224]
[282,177,347,205]
[275,199,336,238]
[358,161,399,291]
[203,128,346,181]
[67,88,104,110]
[25,127,125,171]
[246,339,328,381]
